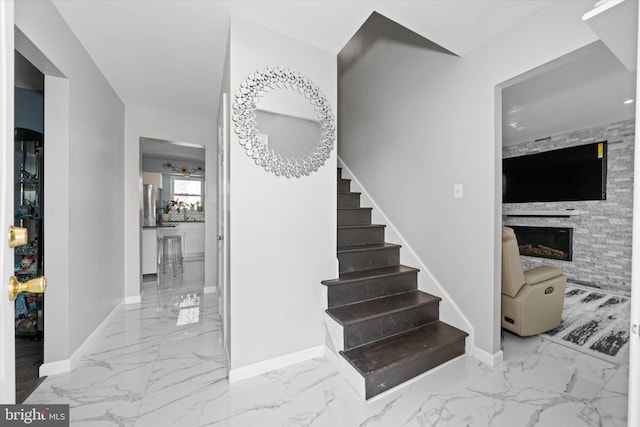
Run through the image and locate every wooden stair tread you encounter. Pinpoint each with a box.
[321,265,419,286]
[338,207,372,210]
[326,290,439,325]
[338,224,385,229]
[342,321,468,375]
[337,243,400,254]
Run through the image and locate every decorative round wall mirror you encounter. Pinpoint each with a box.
[232,67,336,178]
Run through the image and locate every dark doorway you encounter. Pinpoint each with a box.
[14,51,45,403]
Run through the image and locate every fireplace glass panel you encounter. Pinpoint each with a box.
[510,226,573,261]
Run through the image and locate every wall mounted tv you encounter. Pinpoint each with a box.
[503,141,607,203]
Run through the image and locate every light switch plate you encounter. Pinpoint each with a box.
[453,184,463,198]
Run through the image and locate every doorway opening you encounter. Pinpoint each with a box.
[140,137,207,290]
[497,41,636,359]
[14,51,45,403]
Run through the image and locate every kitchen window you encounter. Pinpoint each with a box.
[171,176,203,207]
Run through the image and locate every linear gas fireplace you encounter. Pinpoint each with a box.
[510,226,573,261]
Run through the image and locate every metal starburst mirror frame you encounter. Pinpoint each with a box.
[232,67,336,178]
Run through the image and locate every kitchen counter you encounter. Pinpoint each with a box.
[142,221,204,229]
[164,219,204,226]
[166,211,205,223]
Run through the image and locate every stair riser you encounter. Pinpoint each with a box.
[338,247,399,274]
[364,338,466,399]
[338,209,372,226]
[338,227,385,246]
[343,303,439,350]
[338,193,361,208]
[327,272,418,308]
[338,179,351,193]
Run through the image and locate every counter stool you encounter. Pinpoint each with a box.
[157,235,183,279]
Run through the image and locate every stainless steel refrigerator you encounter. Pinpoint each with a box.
[143,184,162,226]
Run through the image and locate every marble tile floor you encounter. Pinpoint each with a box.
[155,255,205,289]
[25,279,629,426]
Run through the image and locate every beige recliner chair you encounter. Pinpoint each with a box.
[502,226,566,336]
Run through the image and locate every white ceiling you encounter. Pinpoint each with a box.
[51,0,552,123]
[140,137,205,162]
[52,0,229,122]
[502,41,637,146]
[50,0,636,156]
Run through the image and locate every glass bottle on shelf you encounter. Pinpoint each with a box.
[14,128,44,339]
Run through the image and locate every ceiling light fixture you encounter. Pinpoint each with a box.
[624,99,634,104]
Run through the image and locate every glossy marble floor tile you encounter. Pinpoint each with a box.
[26,276,629,426]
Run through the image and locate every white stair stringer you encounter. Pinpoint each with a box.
[323,316,366,399]
[323,341,366,399]
[324,313,344,353]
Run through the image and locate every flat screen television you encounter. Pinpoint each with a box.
[503,141,607,203]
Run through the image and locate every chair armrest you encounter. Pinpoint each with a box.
[524,265,564,285]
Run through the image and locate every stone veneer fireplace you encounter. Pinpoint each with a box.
[510,226,573,261]
[502,120,634,295]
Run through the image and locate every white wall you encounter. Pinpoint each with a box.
[339,0,598,357]
[228,19,337,372]
[142,158,205,195]
[15,0,125,360]
[142,157,205,175]
[123,107,216,299]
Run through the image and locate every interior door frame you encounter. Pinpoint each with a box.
[217,92,230,357]
[0,0,16,403]
[628,4,640,423]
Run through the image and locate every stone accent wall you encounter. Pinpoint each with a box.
[503,119,634,296]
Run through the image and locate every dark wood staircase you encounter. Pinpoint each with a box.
[322,168,468,399]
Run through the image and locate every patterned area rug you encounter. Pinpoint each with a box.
[542,284,630,364]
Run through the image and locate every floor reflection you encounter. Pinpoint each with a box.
[144,254,204,289]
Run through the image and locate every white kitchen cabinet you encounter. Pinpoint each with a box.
[142,228,157,274]
[180,223,205,256]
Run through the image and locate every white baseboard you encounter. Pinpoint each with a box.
[39,300,124,377]
[474,346,503,368]
[203,286,216,294]
[124,295,141,304]
[228,345,324,383]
